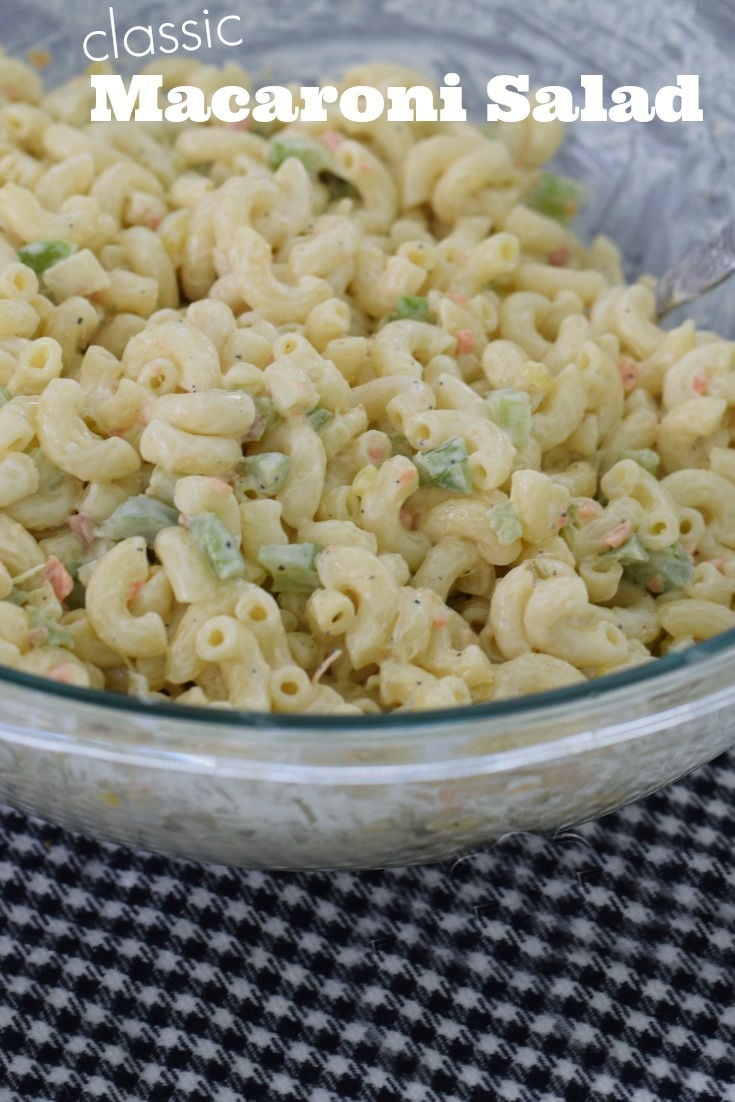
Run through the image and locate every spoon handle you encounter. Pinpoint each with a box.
[654,221,735,317]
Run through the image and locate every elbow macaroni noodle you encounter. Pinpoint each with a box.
[0,49,731,713]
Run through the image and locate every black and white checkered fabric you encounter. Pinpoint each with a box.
[1,751,735,1101]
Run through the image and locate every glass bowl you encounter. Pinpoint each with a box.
[0,0,734,868]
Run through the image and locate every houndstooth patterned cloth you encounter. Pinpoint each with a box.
[1,752,734,1101]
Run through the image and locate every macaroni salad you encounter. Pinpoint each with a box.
[0,53,733,714]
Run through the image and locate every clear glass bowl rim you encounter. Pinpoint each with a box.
[3,624,735,738]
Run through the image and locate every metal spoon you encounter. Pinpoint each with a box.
[654,220,735,317]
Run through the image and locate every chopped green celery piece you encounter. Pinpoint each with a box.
[524,173,582,223]
[268,138,357,199]
[486,501,523,546]
[0,385,11,406]
[235,452,292,498]
[486,388,532,447]
[319,170,359,200]
[27,607,72,647]
[388,433,414,459]
[415,437,472,493]
[622,449,660,475]
[146,467,180,507]
[388,295,430,323]
[17,240,74,274]
[604,533,648,566]
[244,396,279,442]
[306,406,334,432]
[98,496,179,546]
[623,543,694,595]
[189,513,245,580]
[257,542,323,593]
[268,136,332,175]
